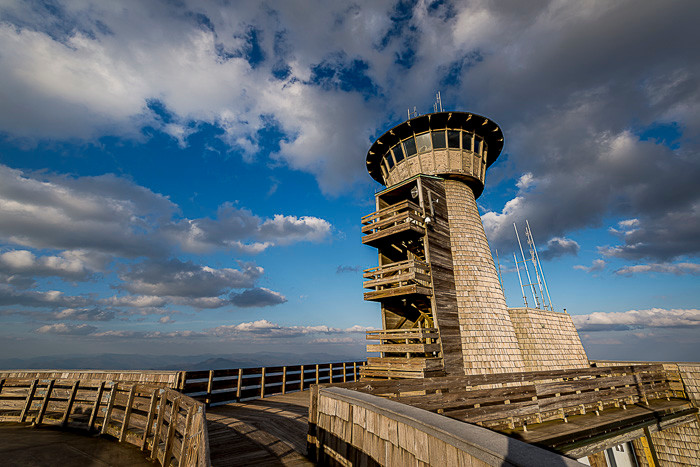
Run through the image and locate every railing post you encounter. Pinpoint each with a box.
[260,367,266,399]
[343,362,347,382]
[206,370,214,407]
[282,366,287,394]
[300,365,305,391]
[101,383,118,434]
[315,364,319,384]
[34,379,55,426]
[61,380,80,428]
[236,368,243,402]
[354,362,358,381]
[88,381,105,431]
[19,379,39,423]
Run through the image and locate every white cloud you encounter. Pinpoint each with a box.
[572,308,700,332]
[573,259,606,273]
[614,262,700,276]
[36,323,98,335]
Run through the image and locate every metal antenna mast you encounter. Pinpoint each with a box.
[514,223,540,309]
[513,252,528,307]
[433,91,443,112]
[525,220,554,311]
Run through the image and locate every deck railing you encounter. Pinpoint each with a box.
[363,259,431,300]
[365,327,440,355]
[0,376,208,467]
[361,200,425,244]
[179,361,366,407]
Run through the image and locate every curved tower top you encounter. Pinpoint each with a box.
[366,111,504,198]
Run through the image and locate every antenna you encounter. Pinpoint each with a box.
[525,220,554,311]
[433,91,443,112]
[514,223,541,309]
[407,106,418,119]
[514,252,528,307]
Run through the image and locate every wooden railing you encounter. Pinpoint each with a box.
[361,200,425,245]
[365,327,440,355]
[363,259,431,301]
[308,386,582,466]
[328,364,693,430]
[179,361,365,406]
[0,377,209,466]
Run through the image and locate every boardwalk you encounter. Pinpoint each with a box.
[206,391,312,466]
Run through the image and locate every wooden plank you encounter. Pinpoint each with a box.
[119,385,137,442]
[366,343,441,353]
[179,404,195,467]
[236,368,243,401]
[101,383,118,434]
[19,379,38,423]
[60,380,79,427]
[88,381,105,431]
[163,397,181,466]
[34,379,55,426]
[141,388,159,451]
[150,391,167,460]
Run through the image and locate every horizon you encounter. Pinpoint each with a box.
[0,1,698,364]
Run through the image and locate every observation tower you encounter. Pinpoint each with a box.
[360,110,526,377]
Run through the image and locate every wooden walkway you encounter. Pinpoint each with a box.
[206,391,312,466]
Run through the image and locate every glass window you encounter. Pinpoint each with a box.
[447,130,460,149]
[432,130,446,149]
[415,133,432,153]
[392,144,405,163]
[462,132,473,151]
[474,136,482,155]
[403,137,417,157]
[385,152,394,169]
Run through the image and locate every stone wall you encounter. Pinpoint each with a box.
[444,179,525,375]
[508,307,589,372]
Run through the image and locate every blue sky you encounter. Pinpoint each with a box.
[0,0,698,364]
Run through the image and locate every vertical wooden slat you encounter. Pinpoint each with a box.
[19,379,39,422]
[316,364,319,384]
[0,378,5,395]
[329,363,333,383]
[179,404,195,467]
[343,363,347,382]
[88,381,105,431]
[163,397,181,466]
[300,365,305,391]
[282,366,287,394]
[119,385,137,442]
[236,368,243,402]
[101,383,118,434]
[150,390,167,460]
[260,367,266,399]
[141,388,159,451]
[34,379,55,426]
[60,380,80,427]
[353,362,358,381]
[206,370,214,407]
[643,426,661,466]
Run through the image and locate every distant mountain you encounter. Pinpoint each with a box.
[0,351,366,371]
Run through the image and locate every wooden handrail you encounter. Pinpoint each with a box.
[361,199,423,224]
[0,377,209,467]
[179,360,366,407]
[363,259,429,277]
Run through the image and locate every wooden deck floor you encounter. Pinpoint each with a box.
[206,391,312,466]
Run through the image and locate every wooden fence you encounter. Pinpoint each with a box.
[179,361,365,406]
[0,376,209,467]
[326,364,691,430]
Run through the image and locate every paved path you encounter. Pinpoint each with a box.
[206,391,313,466]
[0,424,152,467]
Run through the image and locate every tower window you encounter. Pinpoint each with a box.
[403,137,417,157]
[474,136,483,155]
[385,152,395,169]
[415,133,432,153]
[432,130,446,149]
[448,130,460,149]
[462,132,473,152]
[392,144,405,163]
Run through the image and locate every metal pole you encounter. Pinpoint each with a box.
[514,252,528,307]
[526,220,554,311]
[525,221,546,310]
[514,223,539,308]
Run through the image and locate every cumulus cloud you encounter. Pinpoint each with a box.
[0,285,90,308]
[36,323,98,335]
[209,320,371,339]
[614,262,700,276]
[229,288,287,308]
[538,237,580,261]
[573,259,607,274]
[0,249,104,281]
[572,308,700,332]
[53,308,114,321]
[120,259,263,298]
